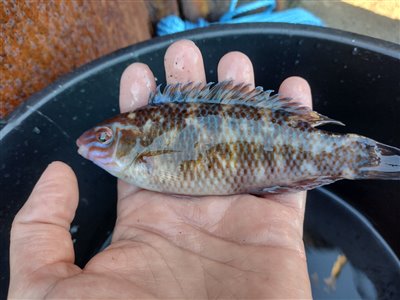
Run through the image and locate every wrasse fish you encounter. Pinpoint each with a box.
[77,81,400,195]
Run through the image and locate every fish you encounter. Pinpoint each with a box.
[76,81,400,195]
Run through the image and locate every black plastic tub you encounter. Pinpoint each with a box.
[1,23,399,298]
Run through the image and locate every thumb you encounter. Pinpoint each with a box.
[9,162,80,297]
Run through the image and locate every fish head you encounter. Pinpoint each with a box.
[76,123,122,174]
[77,111,162,186]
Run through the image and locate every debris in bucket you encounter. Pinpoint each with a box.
[32,126,41,134]
[70,224,80,234]
[324,254,348,290]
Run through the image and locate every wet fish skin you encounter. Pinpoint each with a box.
[76,81,400,195]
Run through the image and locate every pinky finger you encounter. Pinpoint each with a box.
[278,76,312,109]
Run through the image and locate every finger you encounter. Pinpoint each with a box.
[164,39,206,85]
[278,76,312,109]
[266,76,313,228]
[118,63,156,202]
[217,51,255,88]
[119,62,156,113]
[9,162,80,292]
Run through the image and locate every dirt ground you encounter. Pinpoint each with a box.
[299,0,400,44]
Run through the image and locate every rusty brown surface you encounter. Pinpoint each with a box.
[1,0,151,118]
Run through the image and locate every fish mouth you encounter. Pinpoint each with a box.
[76,136,83,148]
[76,135,90,158]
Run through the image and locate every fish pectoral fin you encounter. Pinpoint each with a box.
[250,176,341,195]
[134,149,179,163]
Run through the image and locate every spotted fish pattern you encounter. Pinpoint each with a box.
[77,81,400,195]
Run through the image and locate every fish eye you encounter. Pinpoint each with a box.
[95,127,113,144]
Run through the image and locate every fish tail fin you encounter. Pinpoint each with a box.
[356,139,400,180]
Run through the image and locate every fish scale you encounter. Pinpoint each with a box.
[77,81,400,195]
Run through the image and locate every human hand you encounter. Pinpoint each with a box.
[9,40,312,298]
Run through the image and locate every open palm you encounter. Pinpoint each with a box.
[9,40,312,299]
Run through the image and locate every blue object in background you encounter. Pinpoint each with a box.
[157,0,324,36]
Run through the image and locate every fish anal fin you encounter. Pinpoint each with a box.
[250,176,340,195]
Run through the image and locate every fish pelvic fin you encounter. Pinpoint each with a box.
[149,81,344,127]
[356,139,400,180]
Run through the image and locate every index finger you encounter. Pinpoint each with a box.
[119,63,156,113]
[118,64,157,199]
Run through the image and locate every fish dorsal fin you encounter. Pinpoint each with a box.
[150,81,344,127]
[150,81,271,106]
